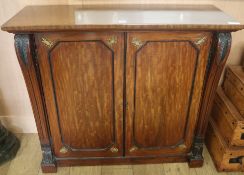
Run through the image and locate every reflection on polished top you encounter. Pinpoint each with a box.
[1,4,244,32]
[74,10,239,25]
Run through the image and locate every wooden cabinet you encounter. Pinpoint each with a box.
[1,4,243,173]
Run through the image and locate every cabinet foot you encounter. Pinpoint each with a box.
[188,137,204,168]
[41,163,57,173]
[188,158,204,168]
[41,145,57,173]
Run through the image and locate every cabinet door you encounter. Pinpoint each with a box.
[126,32,212,156]
[35,32,124,158]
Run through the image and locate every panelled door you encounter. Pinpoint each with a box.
[126,32,212,156]
[35,32,124,158]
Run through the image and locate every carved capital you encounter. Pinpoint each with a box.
[14,34,30,65]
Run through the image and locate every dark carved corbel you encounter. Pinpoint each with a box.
[216,33,232,62]
[14,34,30,65]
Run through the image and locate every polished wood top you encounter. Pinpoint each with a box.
[1,4,244,33]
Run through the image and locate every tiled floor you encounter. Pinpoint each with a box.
[0,134,242,175]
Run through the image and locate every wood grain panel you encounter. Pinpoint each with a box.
[50,41,114,150]
[126,32,212,156]
[134,41,197,148]
[35,32,124,158]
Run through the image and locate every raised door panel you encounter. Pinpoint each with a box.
[35,32,124,158]
[126,32,212,156]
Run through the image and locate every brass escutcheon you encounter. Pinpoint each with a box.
[195,36,207,46]
[129,146,138,152]
[178,144,186,149]
[107,36,117,47]
[59,146,68,154]
[41,37,54,48]
[110,146,119,153]
[131,37,144,48]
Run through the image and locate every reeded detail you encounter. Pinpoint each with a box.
[59,146,68,154]
[110,146,118,153]
[14,34,29,65]
[132,37,144,49]
[106,36,117,47]
[42,37,54,48]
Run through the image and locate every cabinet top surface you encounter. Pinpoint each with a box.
[2,4,244,33]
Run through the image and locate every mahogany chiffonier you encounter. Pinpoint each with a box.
[1,4,244,173]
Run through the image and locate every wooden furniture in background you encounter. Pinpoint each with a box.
[223,66,244,117]
[206,66,244,172]
[1,4,244,173]
[211,87,244,147]
[206,119,244,172]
